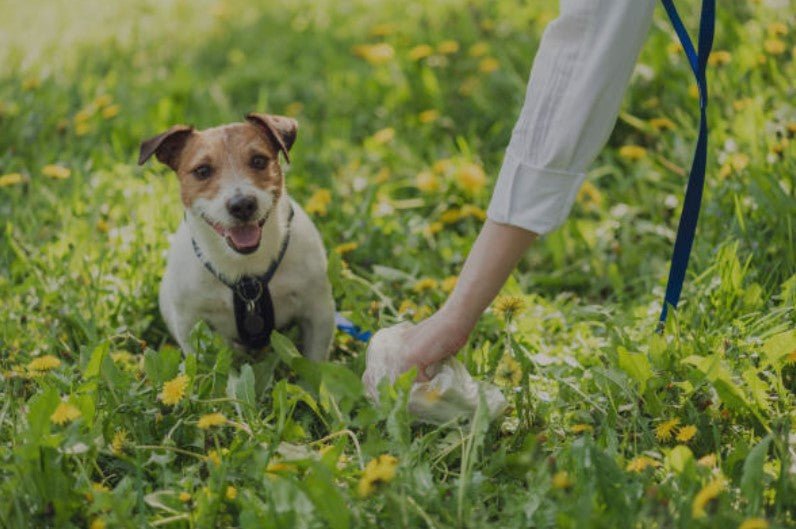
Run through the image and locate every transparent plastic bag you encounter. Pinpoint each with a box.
[362,323,508,425]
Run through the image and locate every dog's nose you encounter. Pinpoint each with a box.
[227,195,258,221]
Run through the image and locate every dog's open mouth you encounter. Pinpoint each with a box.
[207,217,267,254]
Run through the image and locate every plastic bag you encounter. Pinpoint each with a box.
[362,323,508,425]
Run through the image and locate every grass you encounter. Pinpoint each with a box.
[1,0,795,527]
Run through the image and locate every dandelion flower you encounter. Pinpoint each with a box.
[649,117,676,131]
[655,418,680,442]
[51,402,82,425]
[697,453,717,468]
[439,208,462,224]
[415,170,439,192]
[111,429,128,455]
[478,57,500,73]
[159,374,188,406]
[708,50,732,66]
[493,295,526,320]
[551,471,572,489]
[358,454,399,497]
[352,43,395,65]
[459,204,486,220]
[408,44,434,61]
[618,145,647,161]
[413,278,438,293]
[764,39,786,55]
[418,109,440,124]
[432,158,453,174]
[305,189,332,216]
[397,299,417,315]
[441,276,458,293]
[370,127,395,145]
[27,355,61,373]
[468,42,489,57]
[626,455,661,473]
[101,105,120,119]
[93,94,113,108]
[692,478,725,518]
[676,424,697,443]
[437,40,460,54]
[334,242,358,255]
[0,173,25,187]
[455,162,486,194]
[571,424,594,434]
[225,485,237,500]
[89,519,106,529]
[576,181,603,208]
[739,518,769,529]
[206,449,222,467]
[423,222,443,236]
[22,77,40,91]
[179,491,192,502]
[197,412,227,429]
[42,164,71,180]
[369,23,396,37]
[494,353,523,388]
[75,122,92,136]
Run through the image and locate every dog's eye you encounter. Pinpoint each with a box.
[193,165,213,180]
[250,155,269,170]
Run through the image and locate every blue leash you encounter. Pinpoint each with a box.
[335,1,716,342]
[658,0,715,327]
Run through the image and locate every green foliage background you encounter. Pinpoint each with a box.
[1,0,794,527]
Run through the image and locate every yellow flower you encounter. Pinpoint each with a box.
[441,276,458,293]
[767,22,787,36]
[225,485,237,500]
[708,50,732,66]
[353,43,395,65]
[179,491,191,502]
[468,42,489,58]
[101,105,120,119]
[494,353,522,387]
[577,180,603,208]
[370,127,395,145]
[667,41,684,55]
[437,40,460,54]
[22,77,41,91]
[423,222,443,236]
[676,424,697,443]
[626,455,661,473]
[439,208,462,224]
[459,204,486,220]
[206,449,222,467]
[305,188,332,216]
[739,518,769,529]
[197,412,227,429]
[493,295,526,320]
[89,519,106,529]
[369,23,396,37]
[408,44,434,61]
[334,242,359,255]
[74,107,94,123]
[432,158,454,174]
[358,454,398,497]
[478,57,500,73]
[159,374,188,406]
[266,461,298,478]
[571,424,594,434]
[764,39,786,55]
[655,418,680,442]
[455,162,486,194]
[0,173,25,187]
[649,117,676,131]
[42,164,71,180]
[688,83,700,99]
[418,109,440,124]
[729,153,750,172]
[75,122,92,136]
[413,277,438,293]
[51,402,82,425]
[27,355,61,373]
[697,453,717,467]
[692,478,725,518]
[415,170,439,192]
[93,94,113,108]
[618,145,647,161]
[111,429,128,455]
[397,299,417,316]
[551,471,572,489]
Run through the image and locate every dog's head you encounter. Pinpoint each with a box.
[138,113,297,254]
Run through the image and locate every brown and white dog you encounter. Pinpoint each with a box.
[138,113,334,360]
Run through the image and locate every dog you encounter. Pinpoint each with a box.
[138,112,334,361]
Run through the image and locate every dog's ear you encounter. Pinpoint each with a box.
[245,113,298,164]
[138,125,194,170]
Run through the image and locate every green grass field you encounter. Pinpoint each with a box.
[1,0,795,527]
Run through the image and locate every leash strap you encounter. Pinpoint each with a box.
[335,313,373,342]
[658,0,715,327]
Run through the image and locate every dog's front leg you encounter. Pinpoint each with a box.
[298,292,335,361]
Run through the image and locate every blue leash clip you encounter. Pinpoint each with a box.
[658,0,715,327]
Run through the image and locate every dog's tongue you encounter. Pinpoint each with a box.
[227,224,262,249]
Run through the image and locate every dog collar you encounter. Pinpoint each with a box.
[189,205,295,348]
